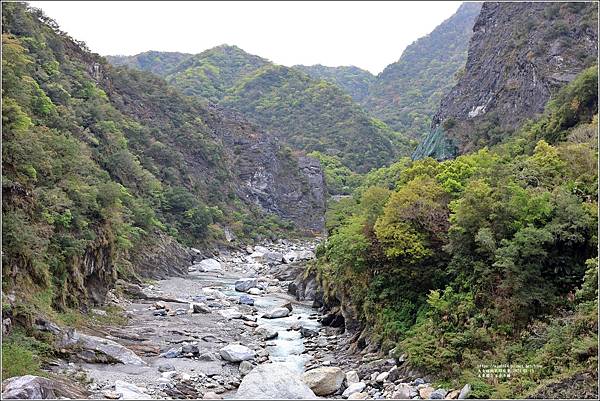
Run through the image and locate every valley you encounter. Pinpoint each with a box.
[2,1,599,400]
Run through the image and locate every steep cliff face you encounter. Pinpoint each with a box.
[414,1,598,159]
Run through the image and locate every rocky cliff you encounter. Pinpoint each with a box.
[414,1,598,159]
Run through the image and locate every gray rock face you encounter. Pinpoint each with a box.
[59,330,145,365]
[414,1,598,160]
[1,375,86,399]
[235,278,258,292]
[219,344,255,362]
[301,367,345,396]
[235,363,317,399]
[263,307,290,319]
[129,231,191,280]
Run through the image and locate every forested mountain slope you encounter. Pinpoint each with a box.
[293,64,375,104]
[2,3,325,314]
[414,1,598,160]
[108,46,414,173]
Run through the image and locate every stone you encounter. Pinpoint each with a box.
[202,288,226,299]
[190,302,211,313]
[1,375,86,399]
[246,245,254,254]
[199,352,219,361]
[431,389,449,399]
[254,246,269,253]
[203,391,223,399]
[458,384,471,399]
[262,307,290,319]
[300,327,318,338]
[218,309,242,320]
[419,386,434,399]
[280,302,293,311]
[414,378,425,385]
[239,360,254,376]
[158,363,176,373]
[153,309,167,316]
[160,347,181,358]
[91,309,107,316]
[255,326,278,340]
[244,321,258,328]
[114,380,148,400]
[59,330,145,365]
[247,288,262,295]
[154,301,167,309]
[264,252,284,264]
[376,371,389,383]
[345,370,360,384]
[102,390,121,399]
[301,366,345,396]
[296,250,315,260]
[235,278,258,292]
[236,362,316,399]
[181,344,199,355]
[348,392,368,400]
[219,344,255,362]
[196,258,222,272]
[342,382,366,398]
[392,384,412,399]
[446,389,461,399]
[239,295,255,305]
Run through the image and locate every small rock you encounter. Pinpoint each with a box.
[158,364,176,373]
[280,302,293,311]
[342,382,366,398]
[218,309,242,320]
[203,391,223,399]
[255,326,278,340]
[376,371,389,383]
[247,288,262,296]
[458,384,471,399]
[239,295,255,306]
[160,347,181,358]
[219,344,255,362]
[239,360,254,376]
[91,309,107,317]
[190,303,211,314]
[446,389,461,399]
[153,309,167,317]
[300,327,318,338]
[263,307,290,319]
[345,370,360,384]
[199,352,219,361]
[419,386,434,399]
[348,392,368,400]
[244,321,258,328]
[392,384,412,399]
[114,380,148,400]
[102,390,121,399]
[431,389,448,399]
[235,278,258,292]
[154,301,167,310]
[181,344,199,356]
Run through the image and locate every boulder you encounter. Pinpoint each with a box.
[181,344,199,356]
[239,360,254,376]
[219,344,255,362]
[1,375,86,399]
[446,389,461,399]
[114,380,149,400]
[255,326,278,340]
[160,347,182,358]
[300,327,318,338]
[235,278,258,292]
[218,309,243,320]
[348,393,368,400]
[196,258,222,272]
[345,370,360,384]
[236,363,316,399]
[190,302,211,314]
[392,384,412,399]
[158,364,176,373]
[239,295,255,306]
[376,371,389,383]
[202,288,226,299]
[247,288,263,296]
[431,389,449,399]
[301,367,345,396]
[419,386,434,399]
[458,384,471,399]
[264,252,284,264]
[296,250,315,260]
[263,307,290,319]
[59,330,145,365]
[254,246,269,253]
[342,382,366,398]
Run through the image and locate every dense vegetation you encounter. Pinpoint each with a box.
[294,64,375,104]
[364,2,481,139]
[108,46,415,173]
[315,66,598,398]
[1,2,298,317]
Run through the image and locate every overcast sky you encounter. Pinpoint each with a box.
[29,1,462,74]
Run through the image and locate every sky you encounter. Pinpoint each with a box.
[29,1,462,74]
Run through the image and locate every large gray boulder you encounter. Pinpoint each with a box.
[235,278,258,292]
[195,258,222,272]
[254,326,278,340]
[219,344,255,362]
[59,330,145,365]
[262,307,290,319]
[1,375,87,399]
[235,363,316,399]
[301,366,345,396]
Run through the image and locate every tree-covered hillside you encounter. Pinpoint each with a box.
[316,66,598,398]
[1,2,320,314]
[293,64,375,104]
[107,46,415,173]
[364,2,482,139]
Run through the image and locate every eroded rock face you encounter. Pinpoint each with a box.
[1,375,87,399]
[129,230,191,280]
[414,2,598,160]
[235,363,317,399]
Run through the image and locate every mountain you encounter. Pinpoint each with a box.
[364,2,482,139]
[2,3,325,309]
[293,64,375,103]
[108,46,414,173]
[414,1,598,160]
[105,50,191,76]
